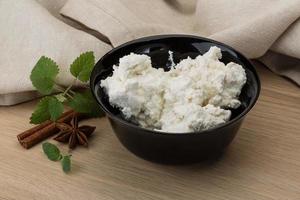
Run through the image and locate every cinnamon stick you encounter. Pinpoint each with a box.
[17,110,83,149]
[17,110,73,141]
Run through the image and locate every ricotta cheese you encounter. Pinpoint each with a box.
[100,46,247,133]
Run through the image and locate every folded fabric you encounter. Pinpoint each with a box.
[60,0,300,85]
[0,0,111,105]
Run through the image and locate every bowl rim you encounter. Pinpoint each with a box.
[90,34,261,136]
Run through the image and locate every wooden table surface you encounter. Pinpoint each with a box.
[0,65,299,200]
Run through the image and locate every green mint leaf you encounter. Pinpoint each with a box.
[30,56,59,95]
[55,93,67,103]
[70,51,95,83]
[68,90,104,117]
[42,142,62,161]
[30,96,64,124]
[61,155,71,173]
[48,96,64,121]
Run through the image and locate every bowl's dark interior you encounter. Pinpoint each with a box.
[91,35,259,129]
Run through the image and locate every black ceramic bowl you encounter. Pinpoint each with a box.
[90,35,260,164]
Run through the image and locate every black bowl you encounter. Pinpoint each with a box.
[90,35,260,164]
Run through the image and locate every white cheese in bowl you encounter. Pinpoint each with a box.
[100,46,247,133]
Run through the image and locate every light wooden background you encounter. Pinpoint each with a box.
[0,65,299,200]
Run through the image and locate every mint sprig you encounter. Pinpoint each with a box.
[42,142,71,173]
[30,52,104,124]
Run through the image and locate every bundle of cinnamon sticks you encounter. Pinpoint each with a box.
[17,110,84,149]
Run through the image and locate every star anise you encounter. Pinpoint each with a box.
[54,115,96,149]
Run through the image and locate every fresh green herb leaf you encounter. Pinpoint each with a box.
[42,143,72,173]
[68,90,104,117]
[30,56,59,95]
[70,51,95,83]
[55,93,67,103]
[48,97,64,121]
[42,142,62,161]
[30,96,64,124]
[61,155,72,173]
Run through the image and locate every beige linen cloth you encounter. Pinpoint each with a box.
[0,0,299,105]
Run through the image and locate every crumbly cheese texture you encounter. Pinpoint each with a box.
[101,47,247,133]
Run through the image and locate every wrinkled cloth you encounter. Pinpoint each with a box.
[0,0,111,105]
[0,0,299,105]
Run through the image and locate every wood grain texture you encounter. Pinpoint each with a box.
[0,65,299,200]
